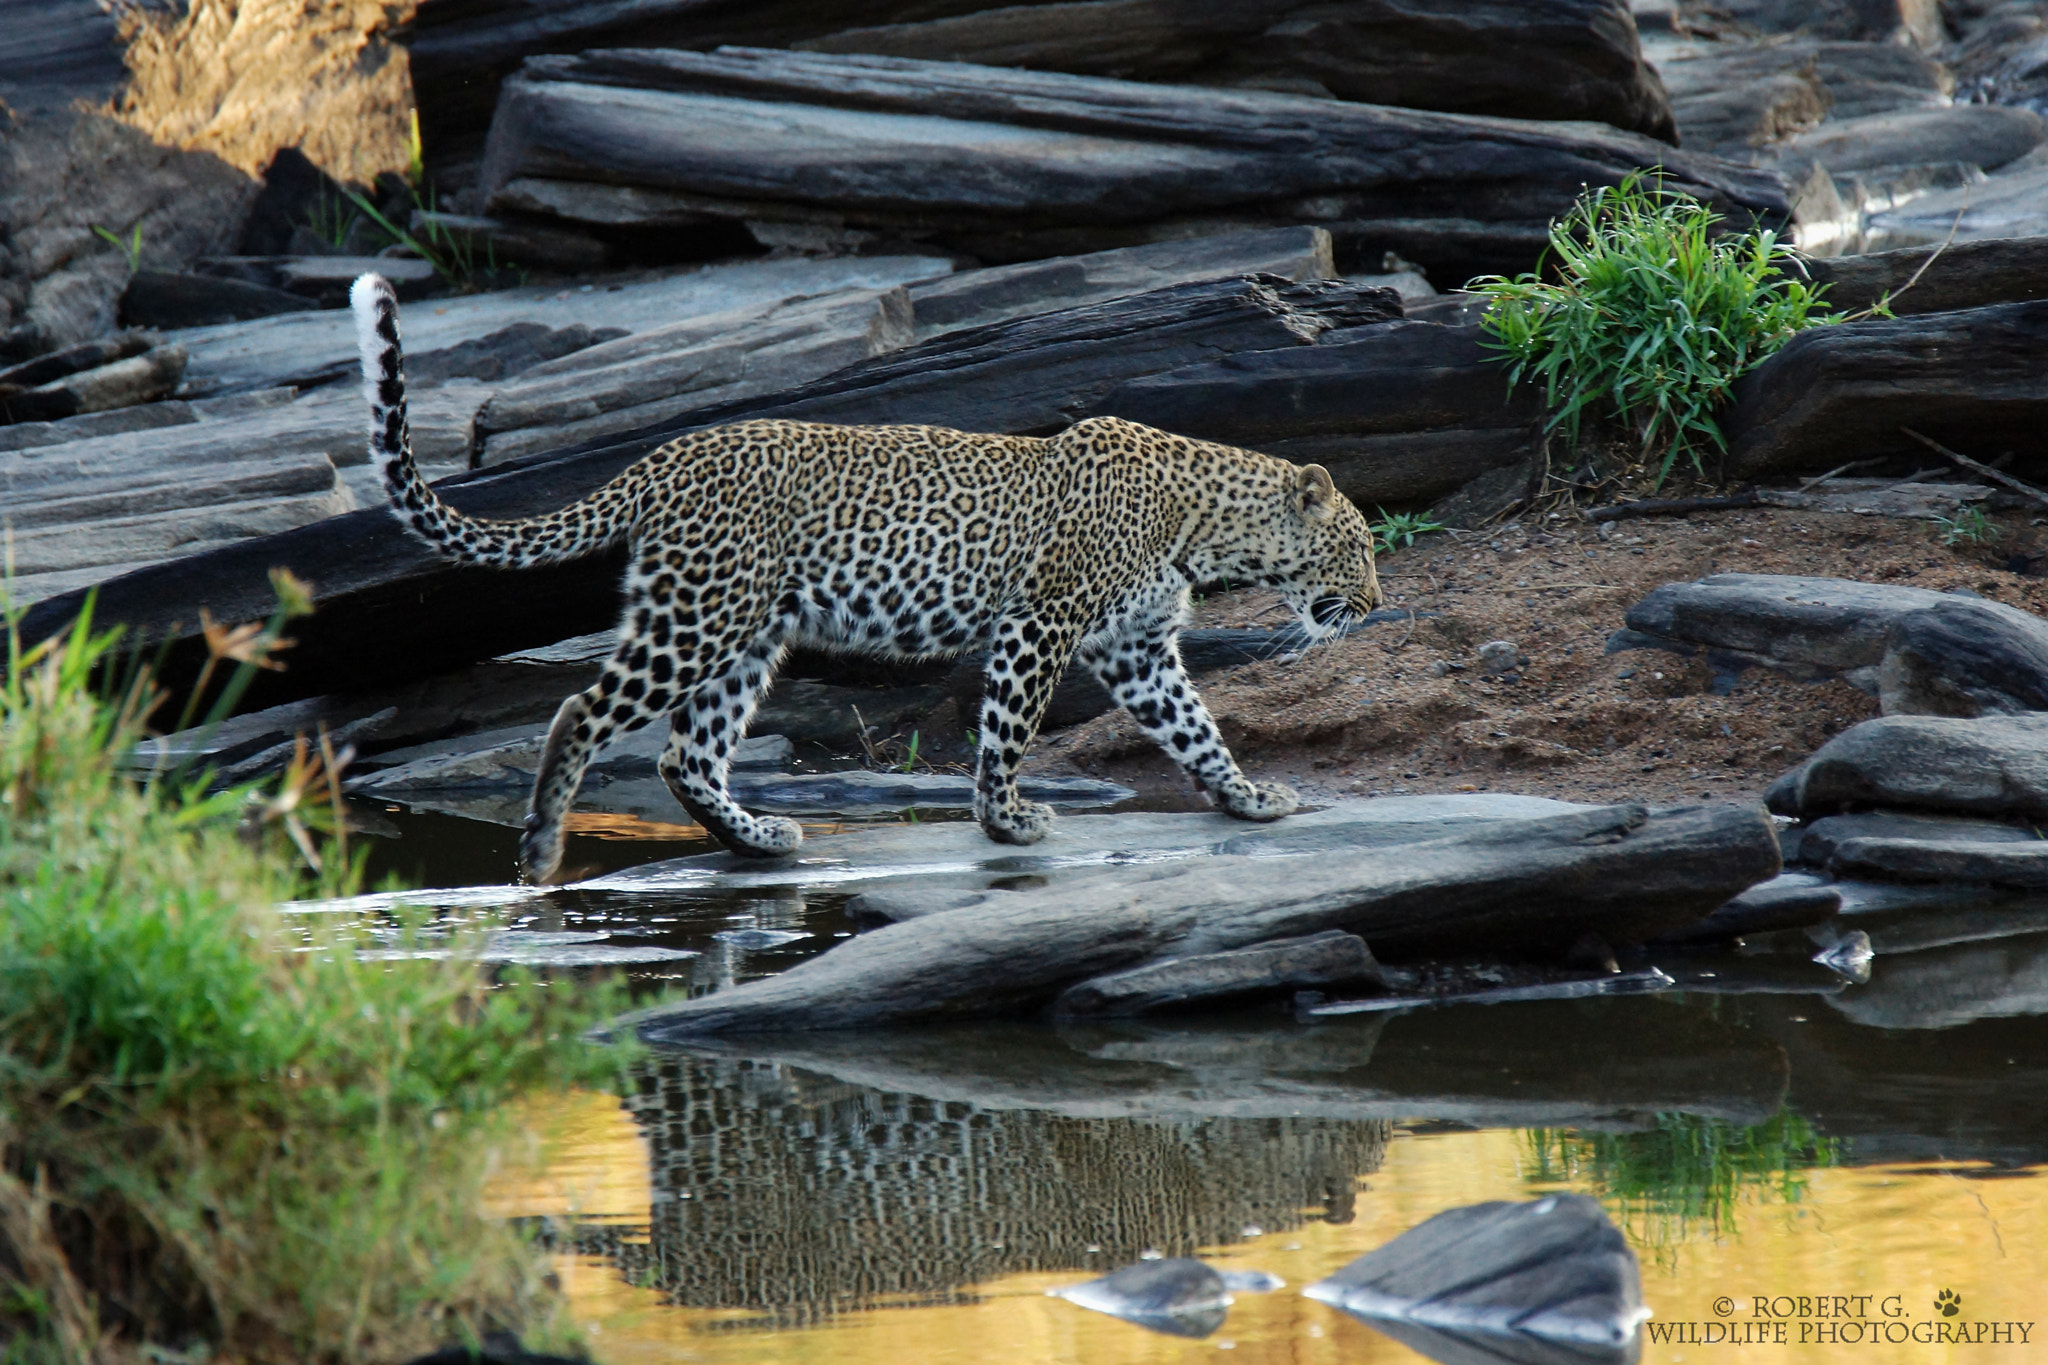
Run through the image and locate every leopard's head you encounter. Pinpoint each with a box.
[1267,463,1382,640]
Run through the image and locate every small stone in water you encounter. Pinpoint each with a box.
[1053,1258,1231,1339]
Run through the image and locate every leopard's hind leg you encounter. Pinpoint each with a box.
[655,632,800,858]
[520,582,782,882]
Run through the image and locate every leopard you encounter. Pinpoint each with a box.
[351,273,1383,884]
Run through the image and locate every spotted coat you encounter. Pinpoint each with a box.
[351,274,1383,883]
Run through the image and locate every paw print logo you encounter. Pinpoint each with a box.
[1935,1289,1962,1318]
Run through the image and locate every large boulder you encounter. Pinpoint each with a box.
[1765,713,2048,820]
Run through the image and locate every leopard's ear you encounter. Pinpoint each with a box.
[1294,463,1337,522]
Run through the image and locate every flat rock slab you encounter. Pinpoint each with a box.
[581,794,1592,896]
[1801,236,2048,317]
[1305,1195,1644,1349]
[408,0,1675,145]
[1794,810,2039,866]
[169,254,956,398]
[1767,713,2048,821]
[1725,300,2048,481]
[615,801,1780,1035]
[475,47,1783,282]
[1828,836,2048,889]
[1775,104,2045,181]
[1865,159,2048,252]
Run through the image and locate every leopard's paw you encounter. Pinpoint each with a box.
[1217,779,1298,823]
[980,798,1055,846]
[518,810,568,885]
[728,813,803,859]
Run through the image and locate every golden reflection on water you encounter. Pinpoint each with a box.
[493,1091,2048,1365]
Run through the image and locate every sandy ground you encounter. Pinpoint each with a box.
[1015,502,2048,809]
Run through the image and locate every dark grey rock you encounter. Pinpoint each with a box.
[407,321,630,385]
[1795,810,2040,865]
[1828,836,2048,888]
[1622,573,1954,684]
[410,211,609,272]
[904,226,1334,339]
[1477,641,1524,677]
[119,270,320,328]
[1799,236,2048,317]
[1767,713,2048,820]
[0,330,155,393]
[1053,1258,1230,1338]
[1653,872,1841,943]
[1686,0,1943,46]
[1657,39,1948,149]
[3,344,186,423]
[265,255,439,306]
[1725,301,2048,481]
[473,47,1782,283]
[406,0,1677,150]
[0,399,200,453]
[1053,930,1382,1017]
[1878,594,2048,717]
[1304,1194,1645,1347]
[1774,105,2045,181]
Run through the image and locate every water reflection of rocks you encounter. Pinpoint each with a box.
[575,1051,1386,1329]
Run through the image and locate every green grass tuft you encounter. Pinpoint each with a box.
[1369,509,1446,554]
[1,595,633,1363]
[1470,171,1846,487]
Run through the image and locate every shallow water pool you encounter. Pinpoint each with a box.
[353,799,2048,1363]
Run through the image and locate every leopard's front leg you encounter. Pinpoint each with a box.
[974,614,1078,845]
[1078,626,1297,823]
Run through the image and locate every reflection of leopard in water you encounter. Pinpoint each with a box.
[351,274,1382,883]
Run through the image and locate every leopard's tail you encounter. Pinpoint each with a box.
[351,273,635,568]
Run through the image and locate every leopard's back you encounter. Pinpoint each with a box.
[624,419,1115,662]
